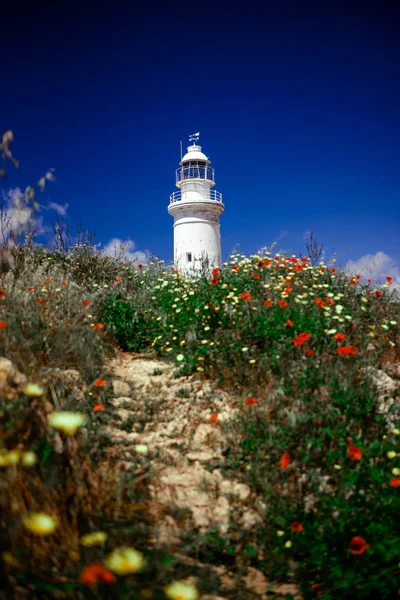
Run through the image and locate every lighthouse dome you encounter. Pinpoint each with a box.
[180,144,210,164]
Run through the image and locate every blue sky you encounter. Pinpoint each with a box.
[1,1,399,284]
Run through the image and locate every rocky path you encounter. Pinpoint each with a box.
[105,352,301,599]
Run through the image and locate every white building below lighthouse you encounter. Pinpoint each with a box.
[168,134,224,274]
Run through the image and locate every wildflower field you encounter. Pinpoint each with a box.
[0,240,399,599]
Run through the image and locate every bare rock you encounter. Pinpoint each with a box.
[112,379,131,396]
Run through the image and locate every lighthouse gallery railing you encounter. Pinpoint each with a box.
[169,190,223,204]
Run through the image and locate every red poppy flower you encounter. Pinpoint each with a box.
[389,477,400,487]
[331,268,337,273]
[386,276,393,284]
[93,404,105,411]
[367,279,371,284]
[232,265,240,271]
[286,319,293,327]
[212,267,220,276]
[278,300,288,308]
[334,333,346,342]
[315,298,325,308]
[138,264,143,269]
[36,297,47,306]
[291,521,304,533]
[27,287,36,292]
[209,413,218,422]
[292,332,312,346]
[92,324,104,330]
[347,445,362,460]
[305,349,315,356]
[349,536,370,555]
[240,292,252,300]
[80,563,116,586]
[375,290,382,298]
[245,397,257,406]
[211,277,219,285]
[94,379,106,387]
[264,300,273,307]
[115,278,121,283]
[280,452,291,469]
[0,288,5,299]
[252,273,260,279]
[62,281,68,288]
[173,269,179,273]
[301,257,309,263]
[263,259,270,266]
[337,346,358,356]
[0,321,7,329]
[283,287,292,295]
[82,300,91,306]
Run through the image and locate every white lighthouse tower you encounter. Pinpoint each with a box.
[168,133,224,274]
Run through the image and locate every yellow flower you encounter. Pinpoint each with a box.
[277,530,285,536]
[333,464,342,470]
[24,383,44,397]
[23,512,58,536]
[387,451,397,459]
[80,531,108,547]
[284,540,293,548]
[2,551,21,568]
[47,412,86,436]
[135,444,149,455]
[104,546,144,575]
[164,581,200,600]
[21,451,37,467]
[392,468,400,476]
[5,450,20,466]
[392,429,400,435]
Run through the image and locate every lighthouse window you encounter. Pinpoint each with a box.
[186,252,192,263]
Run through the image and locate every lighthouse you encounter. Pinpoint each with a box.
[168,133,224,274]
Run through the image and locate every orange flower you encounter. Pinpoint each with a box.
[278,300,288,308]
[245,397,257,406]
[280,452,291,469]
[93,404,105,411]
[92,324,105,330]
[291,521,304,533]
[389,477,400,487]
[82,300,91,306]
[337,346,358,356]
[240,292,252,300]
[62,281,68,288]
[0,288,6,299]
[80,563,116,586]
[115,278,121,283]
[286,319,293,327]
[28,287,36,292]
[349,536,370,555]
[305,349,315,356]
[264,300,273,307]
[348,445,362,460]
[315,298,325,308]
[0,321,7,329]
[334,333,346,342]
[232,265,240,271]
[283,287,292,295]
[94,379,106,387]
[36,297,47,306]
[209,413,218,422]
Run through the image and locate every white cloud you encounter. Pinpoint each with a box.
[44,202,69,216]
[343,251,400,284]
[101,238,150,265]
